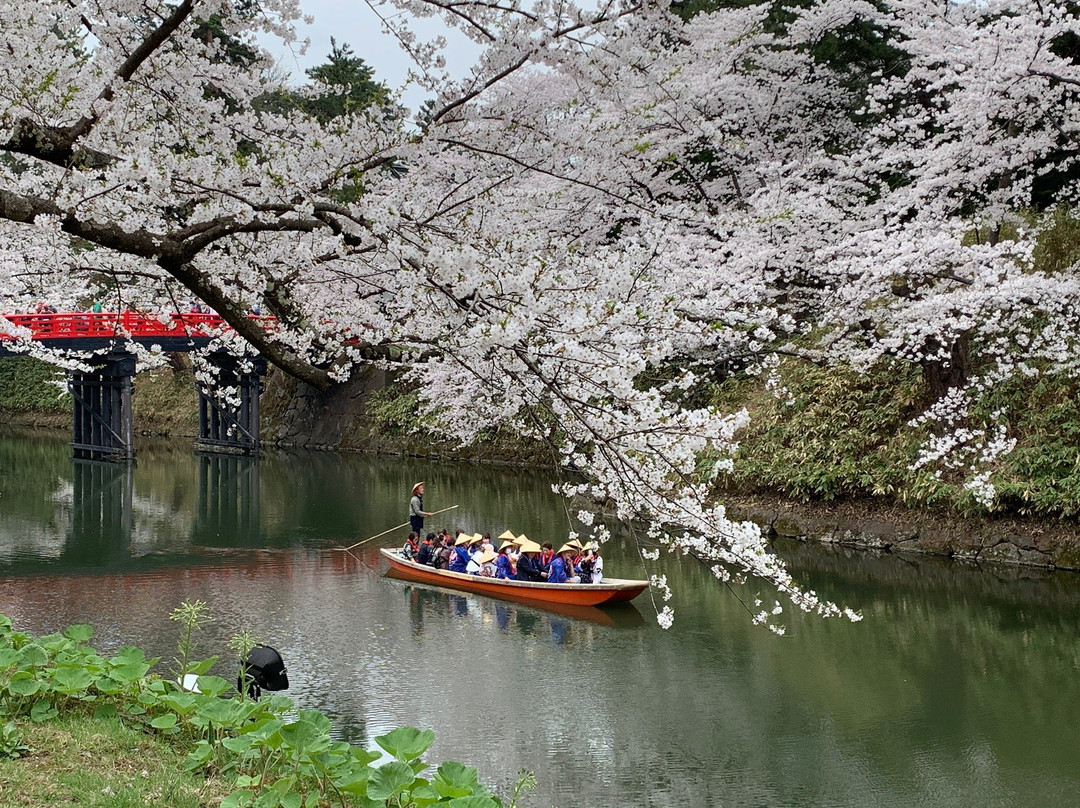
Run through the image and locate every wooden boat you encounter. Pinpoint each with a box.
[379,549,649,607]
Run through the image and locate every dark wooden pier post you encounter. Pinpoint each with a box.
[195,354,267,455]
[70,352,136,462]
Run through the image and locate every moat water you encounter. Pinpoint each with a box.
[1,426,1078,807]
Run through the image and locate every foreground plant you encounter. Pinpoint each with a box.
[0,614,529,807]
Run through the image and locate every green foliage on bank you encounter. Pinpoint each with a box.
[0,610,534,808]
[0,357,69,412]
[712,359,1080,519]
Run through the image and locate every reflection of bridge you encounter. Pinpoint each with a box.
[1,312,272,460]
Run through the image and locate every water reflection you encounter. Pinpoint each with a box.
[388,576,645,643]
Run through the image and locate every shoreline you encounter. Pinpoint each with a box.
[4,414,1078,574]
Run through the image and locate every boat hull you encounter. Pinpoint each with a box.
[379,549,648,607]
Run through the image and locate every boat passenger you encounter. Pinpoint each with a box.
[480,533,495,553]
[496,542,517,579]
[539,542,555,569]
[583,541,603,583]
[544,544,581,584]
[417,533,437,566]
[401,532,420,560]
[514,539,545,582]
[433,535,453,570]
[449,533,472,573]
[478,548,498,577]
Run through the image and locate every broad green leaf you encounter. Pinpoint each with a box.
[446,797,500,808]
[294,709,332,735]
[281,791,302,808]
[436,761,480,791]
[63,624,93,643]
[159,693,201,715]
[36,634,71,652]
[184,741,215,771]
[93,703,118,719]
[7,672,40,697]
[53,666,93,693]
[150,714,178,729]
[279,718,330,757]
[0,648,20,669]
[30,699,57,722]
[221,789,254,808]
[366,761,416,802]
[18,645,48,668]
[194,675,231,698]
[194,698,242,725]
[375,726,435,762]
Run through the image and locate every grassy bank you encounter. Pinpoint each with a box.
[0,715,227,808]
[711,358,1080,520]
[0,610,532,808]
[0,357,198,435]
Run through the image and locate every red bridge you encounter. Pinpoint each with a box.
[0,311,274,461]
[0,311,275,354]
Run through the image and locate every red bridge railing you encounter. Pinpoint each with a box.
[0,311,276,341]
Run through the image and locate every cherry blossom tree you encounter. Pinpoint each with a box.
[1,0,1078,628]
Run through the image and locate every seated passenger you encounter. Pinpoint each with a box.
[544,544,581,584]
[495,542,517,579]
[539,542,555,569]
[478,548,498,577]
[582,541,604,583]
[433,535,453,570]
[416,533,437,566]
[514,539,545,582]
[401,532,420,560]
[449,533,472,573]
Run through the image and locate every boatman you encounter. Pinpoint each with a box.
[409,482,433,535]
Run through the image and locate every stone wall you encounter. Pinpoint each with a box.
[723,494,1080,571]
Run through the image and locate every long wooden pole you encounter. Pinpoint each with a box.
[335,505,460,552]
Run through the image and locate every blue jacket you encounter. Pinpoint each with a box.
[547,556,570,584]
[495,555,515,580]
[449,545,471,573]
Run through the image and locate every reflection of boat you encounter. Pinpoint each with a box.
[379,549,649,607]
[385,568,647,628]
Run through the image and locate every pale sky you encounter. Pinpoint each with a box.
[263,0,481,113]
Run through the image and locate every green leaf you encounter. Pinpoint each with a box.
[366,761,416,801]
[221,789,254,808]
[30,699,57,722]
[446,798,500,808]
[150,714,178,729]
[18,645,48,668]
[159,693,201,715]
[435,761,480,792]
[375,726,435,762]
[53,666,93,693]
[7,672,40,697]
[63,624,93,643]
[0,648,21,669]
[281,791,302,808]
[93,703,118,720]
[279,717,330,757]
[194,675,231,698]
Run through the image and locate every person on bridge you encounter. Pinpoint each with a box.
[409,482,433,535]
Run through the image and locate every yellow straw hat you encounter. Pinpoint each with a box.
[478,548,498,565]
[516,533,531,545]
[497,530,517,541]
[412,482,425,493]
[557,543,578,555]
[566,539,584,551]
[518,539,542,554]
[469,533,485,545]
[498,539,519,552]
[454,534,471,546]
